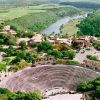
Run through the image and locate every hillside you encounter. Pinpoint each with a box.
[0,0,100,5]
[60,2,100,8]
[4,6,80,33]
[77,9,100,37]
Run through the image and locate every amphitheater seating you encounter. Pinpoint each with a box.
[0,65,99,92]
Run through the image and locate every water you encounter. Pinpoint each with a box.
[42,14,87,34]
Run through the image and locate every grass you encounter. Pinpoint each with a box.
[0,62,6,71]
[4,6,80,32]
[0,4,65,21]
[3,57,15,65]
[60,18,82,36]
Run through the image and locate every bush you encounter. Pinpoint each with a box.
[77,77,100,100]
[87,55,98,61]
[11,51,38,64]
[38,41,53,52]
[48,49,63,59]
[0,62,6,71]
[19,41,27,50]
[62,50,75,60]
[0,88,11,94]
[92,42,100,50]
[65,60,79,65]
[0,88,42,100]
[30,42,37,48]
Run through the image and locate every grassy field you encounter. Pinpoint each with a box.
[0,4,65,21]
[60,18,82,36]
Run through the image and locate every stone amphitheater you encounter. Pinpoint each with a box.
[0,65,99,92]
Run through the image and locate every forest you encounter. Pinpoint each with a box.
[77,9,100,37]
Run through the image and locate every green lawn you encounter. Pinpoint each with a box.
[61,18,82,36]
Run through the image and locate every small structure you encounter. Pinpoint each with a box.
[73,39,90,49]
[30,34,43,43]
[72,36,94,49]
[2,45,20,49]
[56,38,72,46]
[17,38,30,45]
[3,25,17,35]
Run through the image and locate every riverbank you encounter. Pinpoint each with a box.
[4,6,81,33]
[42,14,87,34]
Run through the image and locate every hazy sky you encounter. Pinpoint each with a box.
[0,0,100,4]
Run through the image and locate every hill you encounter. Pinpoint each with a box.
[60,2,100,8]
[0,0,100,5]
[4,6,80,33]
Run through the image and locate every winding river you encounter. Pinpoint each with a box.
[42,14,87,34]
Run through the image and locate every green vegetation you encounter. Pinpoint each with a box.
[48,49,75,59]
[0,88,42,100]
[0,5,46,20]
[48,49,63,59]
[19,41,27,50]
[92,41,100,50]
[4,6,80,33]
[38,41,53,52]
[60,19,82,37]
[77,9,100,37]
[38,41,75,60]
[0,0,100,6]
[77,77,100,100]
[62,50,75,59]
[56,59,79,65]
[0,62,6,71]
[0,33,16,45]
[87,55,98,61]
[10,50,38,64]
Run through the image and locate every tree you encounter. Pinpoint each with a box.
[5,34,16,45]
[62,50,75,59]
[60,44,71,51]
[30,42,37,48]
[77,9,100,36]
[11,51,38,64]
[38,41,53,52]
[19,41,27,50]
[5,46,15,57]
[48,49,63,59]
[77,77,100,100]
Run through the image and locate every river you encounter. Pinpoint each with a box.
[42,14,87,34]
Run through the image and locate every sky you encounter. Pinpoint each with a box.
[0,0,99,4]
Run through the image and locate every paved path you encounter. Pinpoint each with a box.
[44,93,82,100]
[0,54,3,62]
[75,47,100,63]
